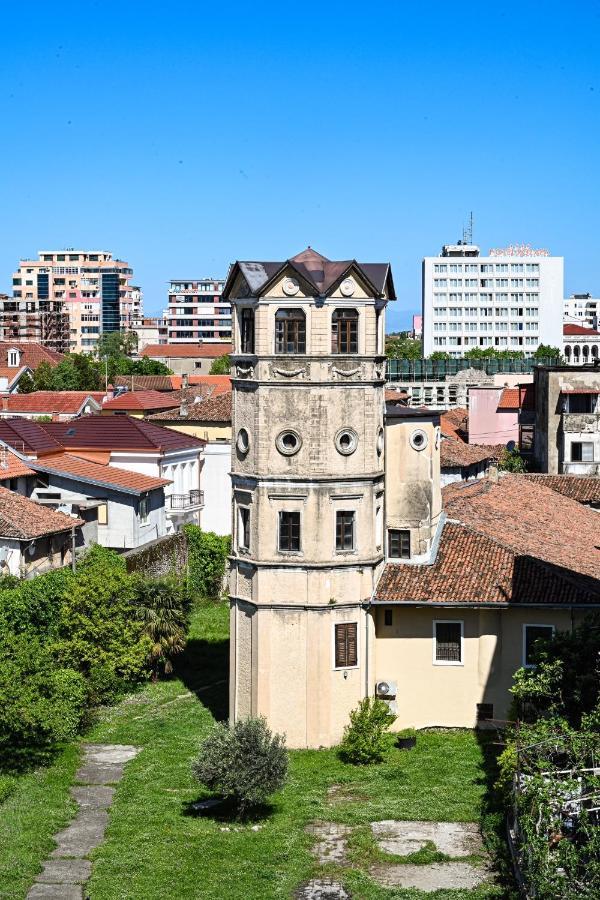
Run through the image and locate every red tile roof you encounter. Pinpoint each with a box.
[563,323,600,336]
[0,342,65,368]
[102,390,180,411]
[40,416,205,453]
[0,419,64,455]
[440,440,503,468]
[0,366,31,387]
[0,486,83,540]
[149,391,232,424]
[442,475,600,581]
[497,388,520,409]
[33,453,171,495]
[522,475,600,504]
[440,407,468,441]
[113,375,178,392]
[141,343,232,359]
[375,522,598,606]
[0,446,36,479]
[0,392,104,415]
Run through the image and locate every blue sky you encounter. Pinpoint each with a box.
[1,1,599,331]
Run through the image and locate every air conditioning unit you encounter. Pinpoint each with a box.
[375,680,397,699]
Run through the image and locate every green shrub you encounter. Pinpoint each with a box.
[51,544,149,703]
[192,717,288,814]
[0,630,86,768]
[184,526,230,599]
[133,574,191,678]
[339,697,397,765]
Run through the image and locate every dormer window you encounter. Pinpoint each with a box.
[7,348,20,368]
[275,309,306,354]
[331,309,358,353]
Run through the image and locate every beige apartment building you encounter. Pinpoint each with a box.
[225,247,600,750]
[1,250,139,354]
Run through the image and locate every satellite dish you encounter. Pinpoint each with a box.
[506,440,516,452]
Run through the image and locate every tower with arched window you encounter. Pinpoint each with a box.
[223,248,395,748]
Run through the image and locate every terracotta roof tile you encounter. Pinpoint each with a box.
[440,440,503,467]
[0,486,83,540]
[32,452,171,495]
[497,388,520,409]
[102,390,180,411]
[41,416,205,453]
[440,407,468,440]
[113,375,176,392]
[375,522,599,605]
[0,342,65,368]
[141,343,231,359]
[0,446,36,479]
[522,475,600,504]
[0,392,104,415]
[149,391,232,423]
[563,323,600,336]
[0,419,64,455]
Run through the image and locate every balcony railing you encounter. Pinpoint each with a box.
[562,413,600,434]
[168,490,204,511]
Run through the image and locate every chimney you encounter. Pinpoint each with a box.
[1,397,8,411]
[182,373,189,390]
[179,398,188,418]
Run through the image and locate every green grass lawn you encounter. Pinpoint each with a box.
[1,601,510,899]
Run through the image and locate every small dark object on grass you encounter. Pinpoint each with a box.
[397,728,417,750]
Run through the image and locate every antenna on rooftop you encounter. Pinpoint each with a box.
[462,211,474,245]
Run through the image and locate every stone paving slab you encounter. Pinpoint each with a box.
[37,859,92,884]
[369,861,490,891]
[371,820,484,858]
[50,809,109,857]
[295,880,350,899]
[27,885,83,900]
[306,822,352,865]
[27,744,139,900]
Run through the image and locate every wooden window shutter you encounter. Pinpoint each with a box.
[335,623,358,667]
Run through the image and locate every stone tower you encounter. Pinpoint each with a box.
[223,248,395,748]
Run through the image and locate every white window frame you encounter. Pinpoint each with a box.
[331,620,360,671]
[433,619,464,667]
[522,624,555,668]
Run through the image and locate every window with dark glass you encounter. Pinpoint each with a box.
[331,309,358,353]
[241,308,255,353]
[571,442,594,462]
[388,529,410,559]
[279,511,300,551]
[435,622,462,663]
[335,511,355,550]
[239,507,250,550]
[523,625,554,667]
[335,622,358,667]
[384,609,393,627]
[275,309,306,353]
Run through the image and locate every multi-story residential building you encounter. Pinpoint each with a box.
[564,293,598,329]
[1,250,136,354]
[422,243,564,358]
[125,315,168,350]
[532,364,600,475]
[163,278,230,343]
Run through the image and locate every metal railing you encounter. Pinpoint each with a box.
[168,489,204,510]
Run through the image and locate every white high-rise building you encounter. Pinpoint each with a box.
[564,293,598,329]
[422,243,564,358]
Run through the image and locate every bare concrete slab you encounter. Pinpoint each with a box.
[370,861,489,891]
[305,822,352,865]
[37,859,91,884]
[371,820,484,858]
[27,744,139,900]
[295,879,350,899]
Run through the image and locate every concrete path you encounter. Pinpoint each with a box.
[27,744,139,900]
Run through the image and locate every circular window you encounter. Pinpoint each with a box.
[335,428,358,455]
[410,429,428,452]
[376,428,384,456]
[340,277,355,297]
[236,428,250,454]
[276,429,302,455]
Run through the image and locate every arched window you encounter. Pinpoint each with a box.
[592,345,598,358]
[275,309,306,354]
[331,309,358,354]
[564,345,571,358]
[583,345,589,358]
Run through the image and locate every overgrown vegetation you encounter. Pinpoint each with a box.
[193,717,288,815]
[209,353,231,374]
[499,615,600,897]
[184,525,230,598]
[497,446,527,473]
[339,697,397,765]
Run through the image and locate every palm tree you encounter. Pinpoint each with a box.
[134,576,190,681]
